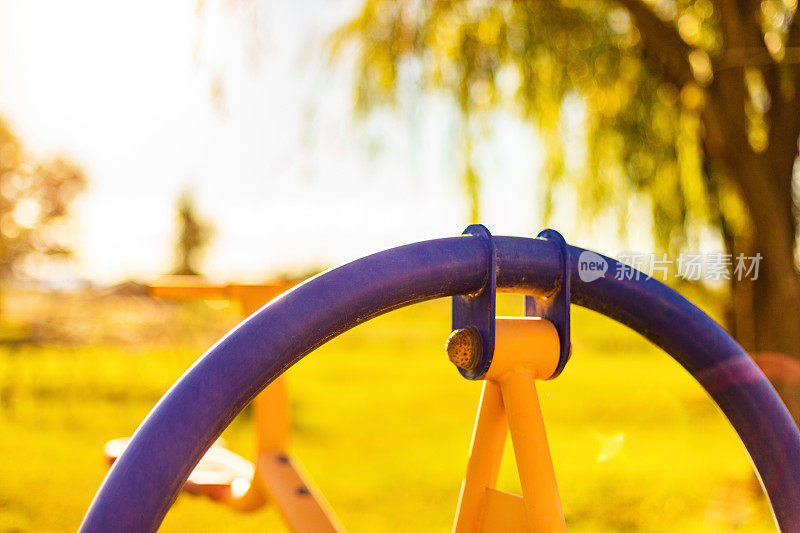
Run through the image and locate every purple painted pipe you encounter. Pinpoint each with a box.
[80,234,800,532]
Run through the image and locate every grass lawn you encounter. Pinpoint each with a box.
[0,293,776,531]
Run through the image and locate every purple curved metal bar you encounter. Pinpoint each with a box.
[80,234,800,532]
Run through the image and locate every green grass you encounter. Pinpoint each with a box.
[0,294,776,531]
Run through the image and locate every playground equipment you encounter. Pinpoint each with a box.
[102,278,346,527]
[81,226,800,532]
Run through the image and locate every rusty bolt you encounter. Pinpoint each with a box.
[446,326,481,371]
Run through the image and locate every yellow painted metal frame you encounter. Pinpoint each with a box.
[453,317,566,533]
[148,277,344,532]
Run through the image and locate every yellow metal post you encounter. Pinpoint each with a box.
[501,372,565,531]
[453,381,508,533]
[253,451,345,532]
[235,286,293,453]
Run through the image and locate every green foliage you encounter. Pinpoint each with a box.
[0,118,85,279]
[331,0,771,255]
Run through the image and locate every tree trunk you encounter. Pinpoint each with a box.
[722,150,800,426]
[749,236,800,425]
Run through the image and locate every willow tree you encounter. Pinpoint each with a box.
[334,0,800,420]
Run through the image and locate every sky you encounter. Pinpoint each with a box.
[0,0,653,283]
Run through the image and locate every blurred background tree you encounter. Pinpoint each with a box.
[171,190,214,276]
[0,117,85,283]
[332,0,800,424]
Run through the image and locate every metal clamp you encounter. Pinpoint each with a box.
[451,224,496,380]
[525,229,571,379]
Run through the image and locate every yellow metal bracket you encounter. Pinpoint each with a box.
[450,317,567,533]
